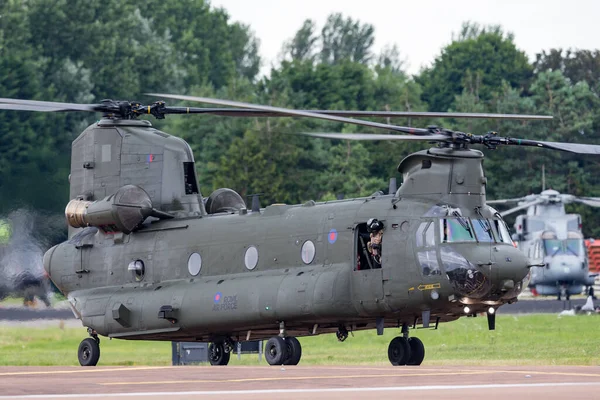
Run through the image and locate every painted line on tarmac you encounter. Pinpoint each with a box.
[2,382,600,399]
[101,370,495,385]
[0,367,172,376]
[494,369,600,378]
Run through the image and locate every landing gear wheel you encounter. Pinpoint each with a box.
[407,337,425,365]
[208,342,230,366]
[78,337,100,366]
[388,336,411,366]
[265,336,287,365]
[283,336,302,365]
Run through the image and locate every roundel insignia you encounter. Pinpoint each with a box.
[214,292,222,304]
[328,228,338,244]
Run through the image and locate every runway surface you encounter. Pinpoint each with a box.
[0,365,599,400]
[0,298,593,321]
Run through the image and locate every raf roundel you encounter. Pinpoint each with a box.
[328,228,338,244]
[214,292,222,304]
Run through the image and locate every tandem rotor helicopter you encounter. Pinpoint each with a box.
[2,94,600,368]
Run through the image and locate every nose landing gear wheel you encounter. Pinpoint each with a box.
[407,337,425,365]
[265,336,287,365]
[388,336,411,366]
[78,337,100,366]
[283,336,302,365]
[208,342,231,365]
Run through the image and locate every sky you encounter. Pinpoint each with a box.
[211,0,599,76]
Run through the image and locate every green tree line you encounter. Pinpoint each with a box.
[1,2,600,235]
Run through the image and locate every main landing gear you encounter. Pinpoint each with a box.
[264,322,302,366]
[78,328,101,366]
[264,336,302,365]
[387,324,425,366]
[208,339,233,366]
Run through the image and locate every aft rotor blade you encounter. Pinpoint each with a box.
[147,93,431,135]
[574,197,600,207]
[499,199,544,217]
[166,108,552,120]
[297,132,449,141]
[502,138,600,155]
[487,197,527,205]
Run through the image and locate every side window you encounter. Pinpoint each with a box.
[415,223,427,247]
[417,250,441,276]
[424,222,435,247]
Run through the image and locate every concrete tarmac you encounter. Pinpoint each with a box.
[1,365,599,400]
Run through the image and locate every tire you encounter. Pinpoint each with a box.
[265,336,287,365]
[283,336,302,365]
[78,338,100,366]
[407,337,425,365]
[208,342,231,366]
[387,336,410,366]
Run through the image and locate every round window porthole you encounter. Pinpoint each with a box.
[128,259,145,282]
[188,252,202,276]
[244,246,259,270]
[301,240,316,264]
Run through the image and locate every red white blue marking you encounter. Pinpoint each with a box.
[328,229,338,244]
[214,292,222,303]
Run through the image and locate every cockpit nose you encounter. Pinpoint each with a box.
[42,245,58,279]
[442,244,530,300]
[549,254,583,280]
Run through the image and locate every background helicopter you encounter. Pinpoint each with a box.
[1,94,599,368]
[488,189,600,300]
[0,211,63,307]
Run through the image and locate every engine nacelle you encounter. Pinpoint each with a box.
[65,185,153,234]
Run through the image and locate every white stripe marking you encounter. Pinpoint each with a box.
[1,382,600,398]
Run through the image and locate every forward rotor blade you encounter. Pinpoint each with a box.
[487,197,527,205]
[499,199,544,217]
[147,93,431,135]
[0,103,69,112]
[297,132,448,141]
[0,97,98,112]
[574,197,600,207]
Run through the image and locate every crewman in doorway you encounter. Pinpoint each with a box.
[367,218,384,268]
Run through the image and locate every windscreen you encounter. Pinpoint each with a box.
[441,218,475,242]
[544,238,584,257]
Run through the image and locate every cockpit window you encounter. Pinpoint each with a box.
[566,239,584,256]
[543,238,584,257]
[543,239,562,256]
[440,218,475,242]
[492,219,513,244]
[471,219,494,242]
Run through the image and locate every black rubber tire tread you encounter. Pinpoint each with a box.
[78,337,100,367]
[407,337,425,365]
[283,336,302,365]
[387,336,411,366]
[265,336,287,365]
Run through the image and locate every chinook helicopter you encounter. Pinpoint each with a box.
[488,189,600,300]
[1,94,599,368]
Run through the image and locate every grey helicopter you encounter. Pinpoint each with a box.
[488,189,600,300]
[1,93,599,368]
